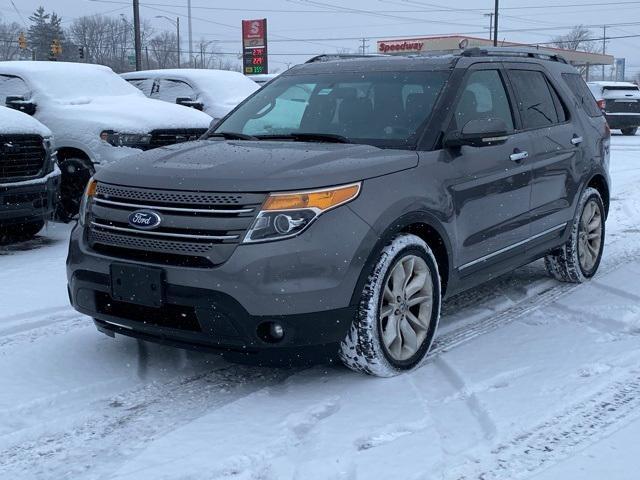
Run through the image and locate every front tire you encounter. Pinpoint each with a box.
[545,187,605,283]
[339,234,441,377]
[56,157,94,222]
[621,127,638,136]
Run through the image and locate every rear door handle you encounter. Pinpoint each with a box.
[571,136,584,145]
[510,151,529,162]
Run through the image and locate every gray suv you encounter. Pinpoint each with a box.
[67,48,610,377]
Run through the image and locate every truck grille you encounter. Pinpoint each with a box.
[146,129,208,149]
[0,134,46,182]
[606,99,640,114]
[87,183,265,267]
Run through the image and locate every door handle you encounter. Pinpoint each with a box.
[510,150,529,162]
[571,136,584,145]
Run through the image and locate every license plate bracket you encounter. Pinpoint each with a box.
[110,264,164,308]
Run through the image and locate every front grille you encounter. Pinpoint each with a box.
[0,134,46,182]
[88,183,265,267]
[606,99,640,114]
[146,129,208,149]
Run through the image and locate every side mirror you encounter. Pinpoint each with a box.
[176,97,204,111]
[6,96,37,116]
[444,118,509,148]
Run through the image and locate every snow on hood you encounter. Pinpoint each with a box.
[122,69,259,119]
[0,105,51,136]
[36,95,212,134]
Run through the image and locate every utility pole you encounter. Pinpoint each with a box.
[602,25,607,80]
[493,0,499,47]
[176,17,181,68]
[484,13,493,42]
[132,0,142,71]
[360,38,369,55]
[188,0,193,68]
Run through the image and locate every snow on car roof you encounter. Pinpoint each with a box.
[588,81,639,88]
[121,68,258,93]
[0,61,143,102]
[0,105,51,136]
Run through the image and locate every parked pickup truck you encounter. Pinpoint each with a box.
[0,105,59,241]
[0,61,212,220]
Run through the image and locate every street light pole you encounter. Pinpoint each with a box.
[176,17,181,68]
[484,13,494,42]
[493,0,499,46]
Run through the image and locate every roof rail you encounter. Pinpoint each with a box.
[461,46,568,64]
[305,53,388,63]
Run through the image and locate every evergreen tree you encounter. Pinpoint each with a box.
[27,6,66,60]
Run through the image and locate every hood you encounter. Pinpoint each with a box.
[41,95,211,133]
[0,106,51,137]
[95,140,418,192]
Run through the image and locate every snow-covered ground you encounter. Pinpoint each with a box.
[1,135,639,480]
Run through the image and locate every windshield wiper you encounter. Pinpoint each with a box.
[256,133,352,144]
[207,131,259,141]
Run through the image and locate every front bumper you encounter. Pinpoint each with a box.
[0,168,60,224]
[66,206,378,360]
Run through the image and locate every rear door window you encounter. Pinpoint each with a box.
[562,73,602,117]
[508,70,563,129]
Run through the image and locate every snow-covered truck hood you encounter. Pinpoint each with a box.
[38,95,211,134]
[0,105,51,137]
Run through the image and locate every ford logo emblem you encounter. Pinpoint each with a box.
[128,210,162,230]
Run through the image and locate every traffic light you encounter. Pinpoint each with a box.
[78,46,84,59]
[18,32,26,50]
[50,39,62,57]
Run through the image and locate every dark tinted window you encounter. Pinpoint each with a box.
[509,70,561,129]
[563,73,603,117]
[453,70,514,131]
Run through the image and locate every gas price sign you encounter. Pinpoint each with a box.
[242,19,268,75]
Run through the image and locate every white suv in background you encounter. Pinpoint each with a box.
[588,81,640,136]
[121,69,259,123]
[0,61,212,219]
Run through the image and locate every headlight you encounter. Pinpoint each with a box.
[79,177,97,226]
[100,130,152,148]
[243,182,361,243]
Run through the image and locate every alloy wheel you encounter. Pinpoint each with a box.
[578,199,603,273]
[379,254,434,362]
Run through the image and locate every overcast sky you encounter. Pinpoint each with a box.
[4,0,640,76]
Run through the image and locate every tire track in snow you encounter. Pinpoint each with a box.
[452,370,640,480]
[0,365,293,480]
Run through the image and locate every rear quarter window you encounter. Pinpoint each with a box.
[563,74,603,117]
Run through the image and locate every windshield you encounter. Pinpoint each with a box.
[213,70,449,148]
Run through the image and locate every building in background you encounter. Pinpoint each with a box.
[376,35,614,80]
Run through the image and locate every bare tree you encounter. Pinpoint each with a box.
[0,20,22,60]
[552,25,598,53]
[149,31,179,69]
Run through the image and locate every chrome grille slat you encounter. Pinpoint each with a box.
[91,222,239,241]
[93,198,254,214]
[89,230,213,255]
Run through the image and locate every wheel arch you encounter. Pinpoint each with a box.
[586,173,610,218]
[350,211,453,304]
[56,146,92,165]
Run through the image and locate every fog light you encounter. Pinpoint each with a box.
[270,323,285,340]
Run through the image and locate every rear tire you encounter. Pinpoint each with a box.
[56,157,93,222]
[621,127,637,136]
[545,187,605,283]
[339,234,441,377]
